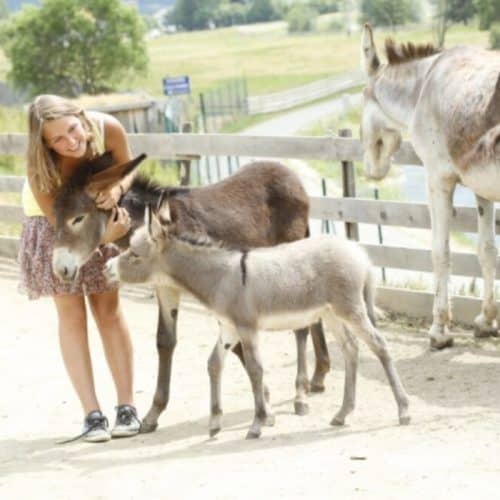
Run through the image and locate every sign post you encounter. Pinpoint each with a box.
[162,76,191,133]
[162,76,191,96]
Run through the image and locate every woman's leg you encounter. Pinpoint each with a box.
[53,294,100,414]
[88,290,134,406]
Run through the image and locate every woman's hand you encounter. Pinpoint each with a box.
[95,185,123,210]
[101,207,131,244]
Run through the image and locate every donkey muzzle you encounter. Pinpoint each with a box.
[52,248,81,282]
[103,257,120,283]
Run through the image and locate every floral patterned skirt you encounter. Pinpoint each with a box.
[18,216,119,300]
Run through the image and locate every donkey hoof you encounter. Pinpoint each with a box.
[430,334,453,350]
[474,328,499,338]
[209,427,221,438]
[330,415,345,426]
[140,420,158,434]
[294,401,309,416]
[265,414,275,427]
[246,429,261,439]
[310,382,325,393]
[473,323,499,338]
[399,414,411,425]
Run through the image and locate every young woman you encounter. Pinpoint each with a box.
[18,94,140,443]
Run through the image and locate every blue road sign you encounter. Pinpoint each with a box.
[163,76,191,96]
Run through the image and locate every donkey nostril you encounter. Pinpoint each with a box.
[63,266,68,277]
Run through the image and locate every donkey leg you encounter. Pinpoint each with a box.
[294,328,310,415]
[347,312,410,425]
[141,286,180,433]
[240,330,275,439]
[207,323,239,437]
[326,320,358,426]
[231,343,270,403]
[427,175,456,349]
[309,320,331,393]
[473,196,499,338]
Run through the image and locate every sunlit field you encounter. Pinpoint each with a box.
[0,18,488,101]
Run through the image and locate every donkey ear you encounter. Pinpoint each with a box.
[145,204,165,240]
[361,23,380,76]
[157,192,172,225]
[86,153,147,194]
[159,202,171,224]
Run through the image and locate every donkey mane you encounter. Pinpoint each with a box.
[127,175,188,207]
[174,232,223,249]
[385,38,440,65]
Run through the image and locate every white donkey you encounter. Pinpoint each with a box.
[105,205,410,439]
[360,24,500,349]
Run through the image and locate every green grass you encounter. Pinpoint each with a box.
[128,23,490,97]
[0,20,489,125]
[137,159,180,185]
[0,18,485,100]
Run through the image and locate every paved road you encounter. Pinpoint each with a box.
[242,93,362,137]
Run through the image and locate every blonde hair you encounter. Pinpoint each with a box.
[27,94,103,193]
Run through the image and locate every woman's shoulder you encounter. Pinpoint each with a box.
[87,111,130,160]
[87,110,127,144]
[86,110,123,130]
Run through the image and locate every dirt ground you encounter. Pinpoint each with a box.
[1,257,500,500]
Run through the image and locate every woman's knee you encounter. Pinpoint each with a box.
[89,291,122,326]
[53,294,87,329]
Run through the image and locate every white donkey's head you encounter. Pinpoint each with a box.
[105,203,172,285]
[360,23,402,181]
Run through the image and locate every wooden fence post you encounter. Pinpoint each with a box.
[199,93,207,132]
[177,122,200,186]
[339,128,359,240]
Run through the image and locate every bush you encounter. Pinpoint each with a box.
[286,5,319,33]
[310,0,339,14]
[327,18,345,33]
[213,3,248,27]
[490,23,500,48]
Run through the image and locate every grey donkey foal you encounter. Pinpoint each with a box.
[105,205,410,439]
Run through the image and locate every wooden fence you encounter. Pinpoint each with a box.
[0,132,495,325]
[247,71,365,115]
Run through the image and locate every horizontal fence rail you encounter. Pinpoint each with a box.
[309,197,484,232]
[0,133,422,164]
[247,71,365,114]
[0,132,493,326]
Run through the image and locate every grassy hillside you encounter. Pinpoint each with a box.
[0,20,489,137]
[0,21,489,102]
[133,23,489,97]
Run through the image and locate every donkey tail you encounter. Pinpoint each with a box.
[363,268,378,327]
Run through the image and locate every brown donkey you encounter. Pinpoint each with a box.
[51,152,330,432]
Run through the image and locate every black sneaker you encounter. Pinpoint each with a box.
[83,410,111,443]
[111,404,141,438]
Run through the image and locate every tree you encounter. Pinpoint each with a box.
[490,22,500,47]
[433,0,475,48]
[475,0,500,30]
[213,1,249,27]
[171,0,220,30]
[447,0,475,23]
[286,4,318,33]
[0,0,8,20]
[360,0,419,29]
[246,0,277,23]
[1,0,148,97]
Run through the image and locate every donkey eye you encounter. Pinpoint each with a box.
[72,215,85,225]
